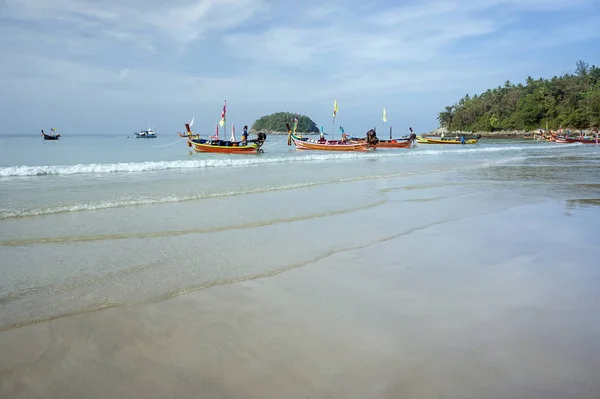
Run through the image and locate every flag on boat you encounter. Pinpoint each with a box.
[190,116,194,128]
[382,108,387,123]
[333,99,338,118]
[211,123,219,139]
[219,100,226,127]
[230,123,236,142]
[293,115,298,133]
[339,126,345,134]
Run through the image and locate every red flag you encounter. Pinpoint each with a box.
[219,100,226,127]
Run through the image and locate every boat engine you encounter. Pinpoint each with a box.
[250,132,267,144]
[366,129,379,145]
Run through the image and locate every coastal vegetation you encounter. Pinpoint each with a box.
[252,112,319,133]
[437,61,600,132]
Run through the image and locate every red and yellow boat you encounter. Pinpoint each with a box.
[286,124,369,151]
[185,122,266,154]
[188,137,265,154]
[350,129,417,148]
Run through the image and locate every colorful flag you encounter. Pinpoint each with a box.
[293,115,298,133]
[333,99,338,118]
[219,100,226,127]
[339,126,344,134]
[382,108,387,123]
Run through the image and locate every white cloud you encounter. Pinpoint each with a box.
[0,0,598,133]
[2,0,267,50]
[119,68,131,80]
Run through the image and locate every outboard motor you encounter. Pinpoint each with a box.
[251,132,267,144]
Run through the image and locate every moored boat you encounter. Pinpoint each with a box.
[416,134,481,144]
[351,127,417,148]
[135,128,157,138]
[556,136,599,144]
[188,134,266,154]
[287,124,370,151]
[186,120,266,154]
[41,129,60,140]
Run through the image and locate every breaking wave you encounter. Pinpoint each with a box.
[0,143,577,178]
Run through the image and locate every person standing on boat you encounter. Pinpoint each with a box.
[241,126,249,144]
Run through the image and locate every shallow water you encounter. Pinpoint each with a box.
[0,134,598,331]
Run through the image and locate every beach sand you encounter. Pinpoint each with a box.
[2,201,599,399]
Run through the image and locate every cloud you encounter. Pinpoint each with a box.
[2,0,267,51]
[0,0,598,133]
[119,68,131,80]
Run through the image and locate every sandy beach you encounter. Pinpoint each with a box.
[2,199,599,399]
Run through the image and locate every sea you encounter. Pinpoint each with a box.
[1,133,599,332]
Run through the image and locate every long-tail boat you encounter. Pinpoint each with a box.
[286,123,370,151]
[41,129,60,140]
[187,122,266,154]
[556,135,599,144]
[350,127,417,148]
[178,117,199,137]
[416,133,481,145]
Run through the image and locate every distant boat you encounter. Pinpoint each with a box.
[41,128,60,140]
[135,128,157,138]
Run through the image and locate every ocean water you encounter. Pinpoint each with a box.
[0,133,599,331]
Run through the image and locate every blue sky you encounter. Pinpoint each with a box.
[1,0,599,136]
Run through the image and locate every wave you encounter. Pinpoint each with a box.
[0,155,529,220]
[0,143,577,178]
[0,183,313,219]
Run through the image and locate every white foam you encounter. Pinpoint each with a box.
[0,183,316,219]
[0,143,578,178]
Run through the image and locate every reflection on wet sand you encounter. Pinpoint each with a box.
[566,198,600,210]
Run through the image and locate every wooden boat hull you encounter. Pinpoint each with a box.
[556,137,598,144]
[374,139,412,148]
[41,132,59,140]
[416,136,479,144]
[189,138,263,154]
[349,138,413,148]
[291,135,368,151]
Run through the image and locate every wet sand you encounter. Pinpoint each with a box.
[1,201,599,399]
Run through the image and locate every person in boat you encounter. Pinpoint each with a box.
[241,126,249,144]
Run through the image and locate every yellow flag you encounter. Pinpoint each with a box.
[382,108,387,123]
[219,118,225,127]
[333,99,338,118]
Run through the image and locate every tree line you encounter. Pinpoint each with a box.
[437,61,600,132]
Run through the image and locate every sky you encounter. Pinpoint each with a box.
[1,0,599,136]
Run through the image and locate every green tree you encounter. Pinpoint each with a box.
[437,61,600,131]
[252,112,319,133]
